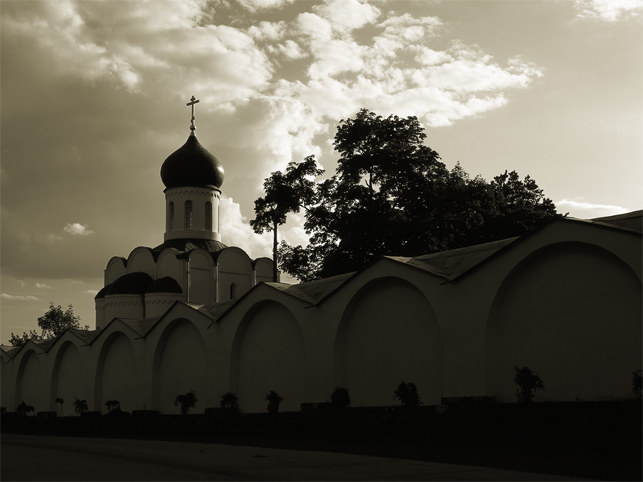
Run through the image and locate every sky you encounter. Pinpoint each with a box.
[1,0,641,342]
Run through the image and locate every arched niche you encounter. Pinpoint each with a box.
[105,257,127,285]
[254,258,274,284]
[51,341,88,415]
[486,242,642,402]
[157,249,182,282]
[231,301,305,413]
[94,331,138,413]
[188,249,215,304]
[152,319,207,414]
[334,277,443,407]
[217,248,253,301]
[16,350,46,412]
[127,248,157,278]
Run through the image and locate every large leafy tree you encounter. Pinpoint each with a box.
[8,302,89,348]
[260,109,558,281]
[250,155,323,281]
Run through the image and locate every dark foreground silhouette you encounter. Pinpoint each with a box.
[2,400,641,481]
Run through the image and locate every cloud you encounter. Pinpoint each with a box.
[219,196,272,259]
[556,199,631,218]
[83,289,99,295]
[1,294,41,301]
[36,283,52,289]
[574,0,643,20]
[64,223,95,236]
[236,0,295,12]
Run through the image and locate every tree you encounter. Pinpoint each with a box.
[219,392,239,412]
[105,400,120,412]
[632,370,642,400]
[265,109,558,281]
[73,397,88,414]
[250,156,323,281]
[174,391,197,415]
[265,390,284,414]
[55,397,64,417]
[329,387,351,409]
[8,302,89,348]
[394,381,422,407]
[514,366,545,403]
[17,401,35,416]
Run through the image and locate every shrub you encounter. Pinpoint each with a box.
[73,397,88,414]
[514,366,545,403]
[394,381,422,407]
[220,392,239,412]
[105,400,120,412]
[17,401,35,416]
[265,390,284,414]
[329,387,351,408]
[54,397,64,416]
[632,370,642,400]
[174,391,197,415]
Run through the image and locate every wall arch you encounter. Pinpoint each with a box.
[231,301,305,413]
[51,341,88,415]
[152,318,207,414]
[486,242,642,402]
[15,350,46,412]
[334,277,443,406]
[94,331,138,413]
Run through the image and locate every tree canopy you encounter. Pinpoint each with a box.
[8,302,89,348]
[256,109,558,282]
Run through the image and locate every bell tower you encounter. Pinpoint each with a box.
[160,97,225,242]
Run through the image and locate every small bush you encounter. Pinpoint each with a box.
[632,370,642,400]
[105,400,120,412]
[514,366,545,403]
[73,397,88,414]
[394,381,422,407]
[329,387,351,408]
[220,392,239,412]
[265,390,284,414]
[16,401,35,416]
[174,391,197,415]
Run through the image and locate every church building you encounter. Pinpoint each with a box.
[2,100,641,415]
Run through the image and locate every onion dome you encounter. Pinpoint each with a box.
[105,272,154,296]
[161,135,225,190]
[145,276,183,294]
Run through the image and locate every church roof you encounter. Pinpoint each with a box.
[160,135,225,190]
[145,276,183,294]
[105,272,154,296]
[267,272,356,304]
[590,210,642,233]
[387,237,519,281]
[152,238,227,255]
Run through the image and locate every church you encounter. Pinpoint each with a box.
[2,101,641,415]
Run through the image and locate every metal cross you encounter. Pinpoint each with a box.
[187,96,199,132]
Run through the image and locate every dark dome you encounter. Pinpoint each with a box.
[145,276,183,294]
[105,272,154,296]
[161,135,225,190]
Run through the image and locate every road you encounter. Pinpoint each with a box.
[1,434,587,481]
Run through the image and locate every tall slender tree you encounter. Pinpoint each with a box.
[250,156,323,281]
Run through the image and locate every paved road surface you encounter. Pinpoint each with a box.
[1,434,587,481]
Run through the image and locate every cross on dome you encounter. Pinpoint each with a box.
[187,95,199,134]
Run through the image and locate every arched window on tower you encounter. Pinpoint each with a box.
[169,202,175,230]
[205,201,212,231]
[185,200,193,229]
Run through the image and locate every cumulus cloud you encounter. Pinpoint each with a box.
[556,199,631,218]
[574,0,643,20]
[1,293,41,301]
[64,223,95,236]
[36,282,52,289]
